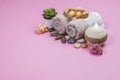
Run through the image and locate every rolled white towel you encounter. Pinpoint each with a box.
[66,19,89,40]
[52,14,71,34]
[72,12,104,26]
[84,12,104,26]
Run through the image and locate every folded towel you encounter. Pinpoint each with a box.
[72,12,104,26]
[83,12,104,26]
[66,19,88,40]
[52,14,71,34]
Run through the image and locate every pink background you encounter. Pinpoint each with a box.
[0,0,120,80]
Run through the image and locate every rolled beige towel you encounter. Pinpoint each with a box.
[66,19,89,40]
[52,14,71,34]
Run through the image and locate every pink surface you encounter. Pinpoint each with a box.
[0,0,120,80]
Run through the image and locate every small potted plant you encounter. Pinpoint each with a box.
[42,8,57,29]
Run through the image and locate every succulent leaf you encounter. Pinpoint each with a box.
[42,8,57,19]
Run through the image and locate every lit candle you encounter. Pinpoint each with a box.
[84,22,108,55]
[85,22,108,44]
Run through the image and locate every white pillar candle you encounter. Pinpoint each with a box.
[85,22,108,44]
[85,23,107,39]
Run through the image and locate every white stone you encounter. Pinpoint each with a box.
[77,38,85,43]
[65,35,70,40]
[73,42,81,48]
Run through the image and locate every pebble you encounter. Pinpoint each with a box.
[48,28,55,32]
[76,38,86,43]
[67,37,76,44]
[73,42,81,48]
[65,35,70,40]
[50,31,57,37]
[61,36,66,43]
[76,11,82,18]
[68,10,75,18]
[55,34,63,40]
[81,43,88,48]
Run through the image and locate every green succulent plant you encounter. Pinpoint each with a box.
[43,8,57,19]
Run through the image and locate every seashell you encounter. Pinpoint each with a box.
[36,24,48,34]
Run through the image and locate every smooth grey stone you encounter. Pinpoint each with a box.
[55,34,63,40]
[48,28,55,32]
[50,31,57,37]
[67,37,76,44]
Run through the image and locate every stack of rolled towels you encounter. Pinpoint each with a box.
[52,11,104,40]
